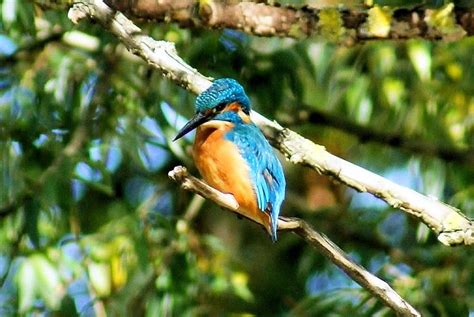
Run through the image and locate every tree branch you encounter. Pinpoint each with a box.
[254,114,473,246]
[283,107,474,166]
[168,165,421,317]
[103,0,474,41]
[66,0,474,246]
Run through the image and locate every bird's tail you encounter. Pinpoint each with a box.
[270,204,280,243]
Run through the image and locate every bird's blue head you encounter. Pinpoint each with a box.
[173,78,251,141]
[195,78,250,114]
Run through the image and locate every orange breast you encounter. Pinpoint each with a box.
[193,122,272,234]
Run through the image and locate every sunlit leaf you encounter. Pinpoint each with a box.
[111,255,127,290]
[408,42,431,81]
[88,262,111,297]
[231,272,253,301]
[367,6,392,37]
[31,254,63,310]
[17,258,36,313]
[421,159,446,198]
[1,0,17,26]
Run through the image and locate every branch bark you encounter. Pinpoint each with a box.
[283,107,474,166]
[168,165,421,317]
[103,0,474,41]
[66,0,474,246]
[253,114,473,247]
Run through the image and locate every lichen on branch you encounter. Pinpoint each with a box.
[101,0,474,42]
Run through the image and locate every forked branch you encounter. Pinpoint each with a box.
[168,166,421,317]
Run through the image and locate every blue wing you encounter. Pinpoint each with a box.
[225,123,286,241]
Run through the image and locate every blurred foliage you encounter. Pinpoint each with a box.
[1,1,473,316]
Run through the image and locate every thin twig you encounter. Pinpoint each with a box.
[168,165,421,317]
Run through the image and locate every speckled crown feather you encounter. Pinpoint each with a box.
[195,78,251,113]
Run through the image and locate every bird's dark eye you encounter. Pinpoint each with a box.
[215,102,226,112]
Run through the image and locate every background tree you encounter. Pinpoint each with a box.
[1,0,473,316]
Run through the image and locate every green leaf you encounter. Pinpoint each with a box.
[24,199,40,248]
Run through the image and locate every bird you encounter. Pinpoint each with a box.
[173,78,286,242]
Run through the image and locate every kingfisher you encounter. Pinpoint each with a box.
[173,78,286,241]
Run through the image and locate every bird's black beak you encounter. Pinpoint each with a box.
[173,112,210,141]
